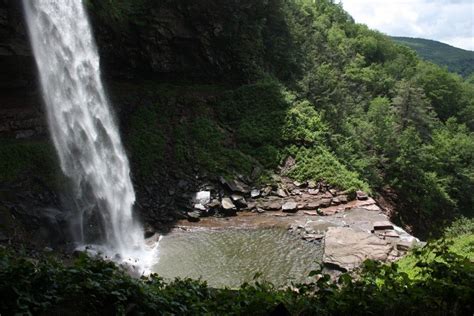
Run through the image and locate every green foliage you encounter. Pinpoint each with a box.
[415,61,470,122]
[443,217,474,238]
[282,100,328,146]
[127,83,257,178]
[96,0,474,231]
[1,240,473,315]
[392,36,474,78]
[288,146,370,193]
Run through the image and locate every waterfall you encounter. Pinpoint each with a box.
[22,0,156,271]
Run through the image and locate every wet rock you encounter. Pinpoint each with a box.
[221,197,236,210]
[356,191,369,200]
[282,201,298,213]
[303,211,318,216]
[329,189,337,196]
[308,189,319,195]
[331,197,341,205]
[251,189,261,198]
[145,233,161,247]
[144,226,156,239]
[323,227,392,271]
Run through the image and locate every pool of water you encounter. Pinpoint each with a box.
[152,228,323,288]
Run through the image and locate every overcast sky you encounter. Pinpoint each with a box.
[339,0,474,51]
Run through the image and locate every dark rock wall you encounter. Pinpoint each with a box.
[0,0,35,90]
[0,0,46,139]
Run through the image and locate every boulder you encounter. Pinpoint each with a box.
[276,188,287,198]
[187,211,201,222]
[356,191,369,200]
[207,199,221,209]
[221,197,236,210]
[193,203,207,211]
[308,189,319,195]
[320,198,332,207]
[246,201,257,210]
[231,194,247,208]
[250,189,261,198]
[266,201,282,211]
[338,195,348,204]
[219,177,250,194]
[282,201,298,213]
[194,191,211,205]
[323,227,392,271]
[262,186,272,196]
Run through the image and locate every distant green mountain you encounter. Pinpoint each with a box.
[392,36,474,77]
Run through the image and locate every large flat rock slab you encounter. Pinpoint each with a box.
[323,227,393,271]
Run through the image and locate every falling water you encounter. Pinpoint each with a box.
[22,0,156,271]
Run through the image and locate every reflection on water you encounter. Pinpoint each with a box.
[153,228,323,288]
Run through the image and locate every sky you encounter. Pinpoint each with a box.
[339,0,474,51]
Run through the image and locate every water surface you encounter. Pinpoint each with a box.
[153,228,322,288]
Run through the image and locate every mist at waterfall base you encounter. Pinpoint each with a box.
[22,0,158,273]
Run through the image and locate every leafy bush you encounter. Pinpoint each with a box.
[288,146,370,193]
[1,241,473,315]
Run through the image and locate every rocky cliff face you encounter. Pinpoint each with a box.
[0,0,45,139]
[0,0,266,138]
[0,0,35,90]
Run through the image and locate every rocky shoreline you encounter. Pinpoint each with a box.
[167,173,422,273]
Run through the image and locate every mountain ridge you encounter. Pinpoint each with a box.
[392,36,474,77]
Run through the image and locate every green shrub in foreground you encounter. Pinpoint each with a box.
[1,240,472,315]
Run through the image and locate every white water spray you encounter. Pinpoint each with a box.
[23,0,156,272]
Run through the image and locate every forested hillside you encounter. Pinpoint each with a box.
[83,0,474,235]
[392,36,474,78]
[2,0,473,236]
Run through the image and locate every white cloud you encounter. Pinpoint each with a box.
[339,0,474,50]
